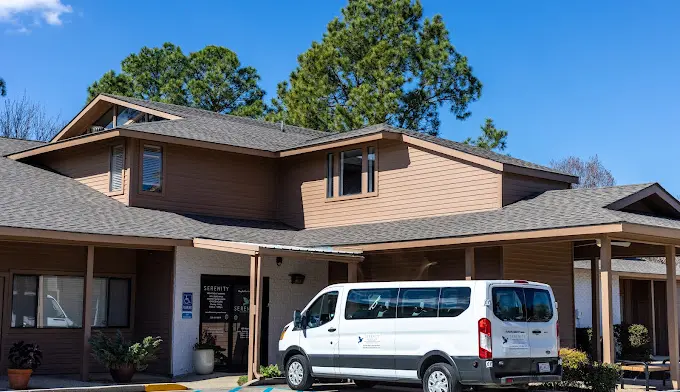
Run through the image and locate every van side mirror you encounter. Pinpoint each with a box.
[293,310,302,329]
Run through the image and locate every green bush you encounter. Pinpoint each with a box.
[89,330,162,371]
[615,323,651,361]
[259,364,282,378]
[237,375,248,386]
[584,362,620,392]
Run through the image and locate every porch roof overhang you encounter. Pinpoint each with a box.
[192,238,364,263]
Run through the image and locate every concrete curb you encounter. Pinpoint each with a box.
[15,383,190,392]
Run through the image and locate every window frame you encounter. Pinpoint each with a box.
[139,143,165,196]
[325,144,378,201]
[108,144,125,195]
[397,287,440,319]
[92,277,133,329]
[9,271,134,330]
[302,290,339,329]
[325,153,334,199]
[344,287,398,320]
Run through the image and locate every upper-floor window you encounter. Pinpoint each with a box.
[141,145,163,193]
[326,145,377,199]
[109,145,125,193]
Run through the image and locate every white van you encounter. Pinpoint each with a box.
[278,280,561,392]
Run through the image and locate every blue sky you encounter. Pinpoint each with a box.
[1,1,679,194]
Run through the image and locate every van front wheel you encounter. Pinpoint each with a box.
[286,354,314,391]
[422,363,461,392]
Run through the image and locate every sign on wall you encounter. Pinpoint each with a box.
[200,276,231,322]
[182,292,193,319]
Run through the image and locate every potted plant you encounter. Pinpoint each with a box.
[7,341,42,389]
[89,330,162,383]
[193,330,226,375]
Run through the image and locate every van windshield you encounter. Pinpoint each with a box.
[492,287,553,322]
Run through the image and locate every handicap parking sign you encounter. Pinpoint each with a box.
[182,292,193,312]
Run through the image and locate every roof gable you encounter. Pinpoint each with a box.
[606,183,680,219]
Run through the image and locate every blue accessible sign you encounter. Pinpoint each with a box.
[182,292,193,312]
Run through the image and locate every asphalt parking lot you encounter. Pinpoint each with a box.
[202,383,422,392]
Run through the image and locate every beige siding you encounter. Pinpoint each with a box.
[502,173,570,206]
[278,140,502,228]
[35,138,130,204]
[129,140,278,220]
[361,247,502,282]
[502,241,575,347]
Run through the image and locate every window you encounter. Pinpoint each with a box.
[525,288,553,322]
[116,107,142,126]
[398,288,439,318]
[11,275,84,328]
[92,278,131,327]
[492,287,526,322]
[367,146,376,193]
[340,149,362,196]
[305,291,338,329]
[93,107,114,130]
[439,287,471,317]
[345,288,398,320]
[326,153,334,198]
[141,145,163,193]
[109,145,125,192]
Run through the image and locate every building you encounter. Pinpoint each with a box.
[574,258,680,356]
[2,94,680,384]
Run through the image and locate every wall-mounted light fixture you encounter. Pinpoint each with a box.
[289,273,305,284]
[276,257,283,266]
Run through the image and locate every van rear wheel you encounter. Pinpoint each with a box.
[422,363,461,392]
[286,354,314,391]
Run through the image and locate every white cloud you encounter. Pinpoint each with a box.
[0,0,73,28]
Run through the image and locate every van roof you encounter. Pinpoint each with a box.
[327,280,551,288]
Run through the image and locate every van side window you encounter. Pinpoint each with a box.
[438,287,471,317]
[345,288,397,320]
[397,288,439,318]
[492,287,526,321]
[526,288,553,322]
[305,291,339,329]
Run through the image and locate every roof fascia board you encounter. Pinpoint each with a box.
[8,130,121,160]
[0,226,190,249]
[192,238,260,255]
[619,223,680,246]
[401,134,504,172]
[278,132,394,157]
[51,95,182,143]
[607,184,680,214]
[503,164,579,184]
[351,223,624,251]
[258,247,363,263]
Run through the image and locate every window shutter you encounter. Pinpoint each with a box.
[109,145,124,192]
[142,145,163,192]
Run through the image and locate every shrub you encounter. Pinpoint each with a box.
[237,375,248,386]
[89,330,162,371]
[584,362,620,392]
[259,364,282,378]
[557,348,589,388]
[8,341,42,370]
[193,330,227,363]
[615,323,651,361]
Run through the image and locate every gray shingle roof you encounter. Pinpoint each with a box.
[0,137,45,155]
[0,156,671,250]
[99,95,573,178]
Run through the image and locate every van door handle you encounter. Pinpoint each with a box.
[532,330,542,334]
[328,327,337,332]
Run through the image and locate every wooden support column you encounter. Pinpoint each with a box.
[347,263,358,283]
[81,246,94,381]
[600,237,615,364]
[590,257,602,361]
[665,245,679,388]
[465,247,475,280]
[650,280,657,356]
[247,253,264,382]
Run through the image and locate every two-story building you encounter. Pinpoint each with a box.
[3,93,680,384]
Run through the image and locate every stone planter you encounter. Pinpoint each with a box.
[193,349,215,375]
[7,369,33,390]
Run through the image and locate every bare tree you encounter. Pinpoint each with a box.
[0,92,62,141]
[550,155,615,188]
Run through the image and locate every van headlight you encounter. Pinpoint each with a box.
[280,326,289,341]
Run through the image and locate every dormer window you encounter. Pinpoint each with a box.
[141,145,163,193]
[326,145,378,199]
